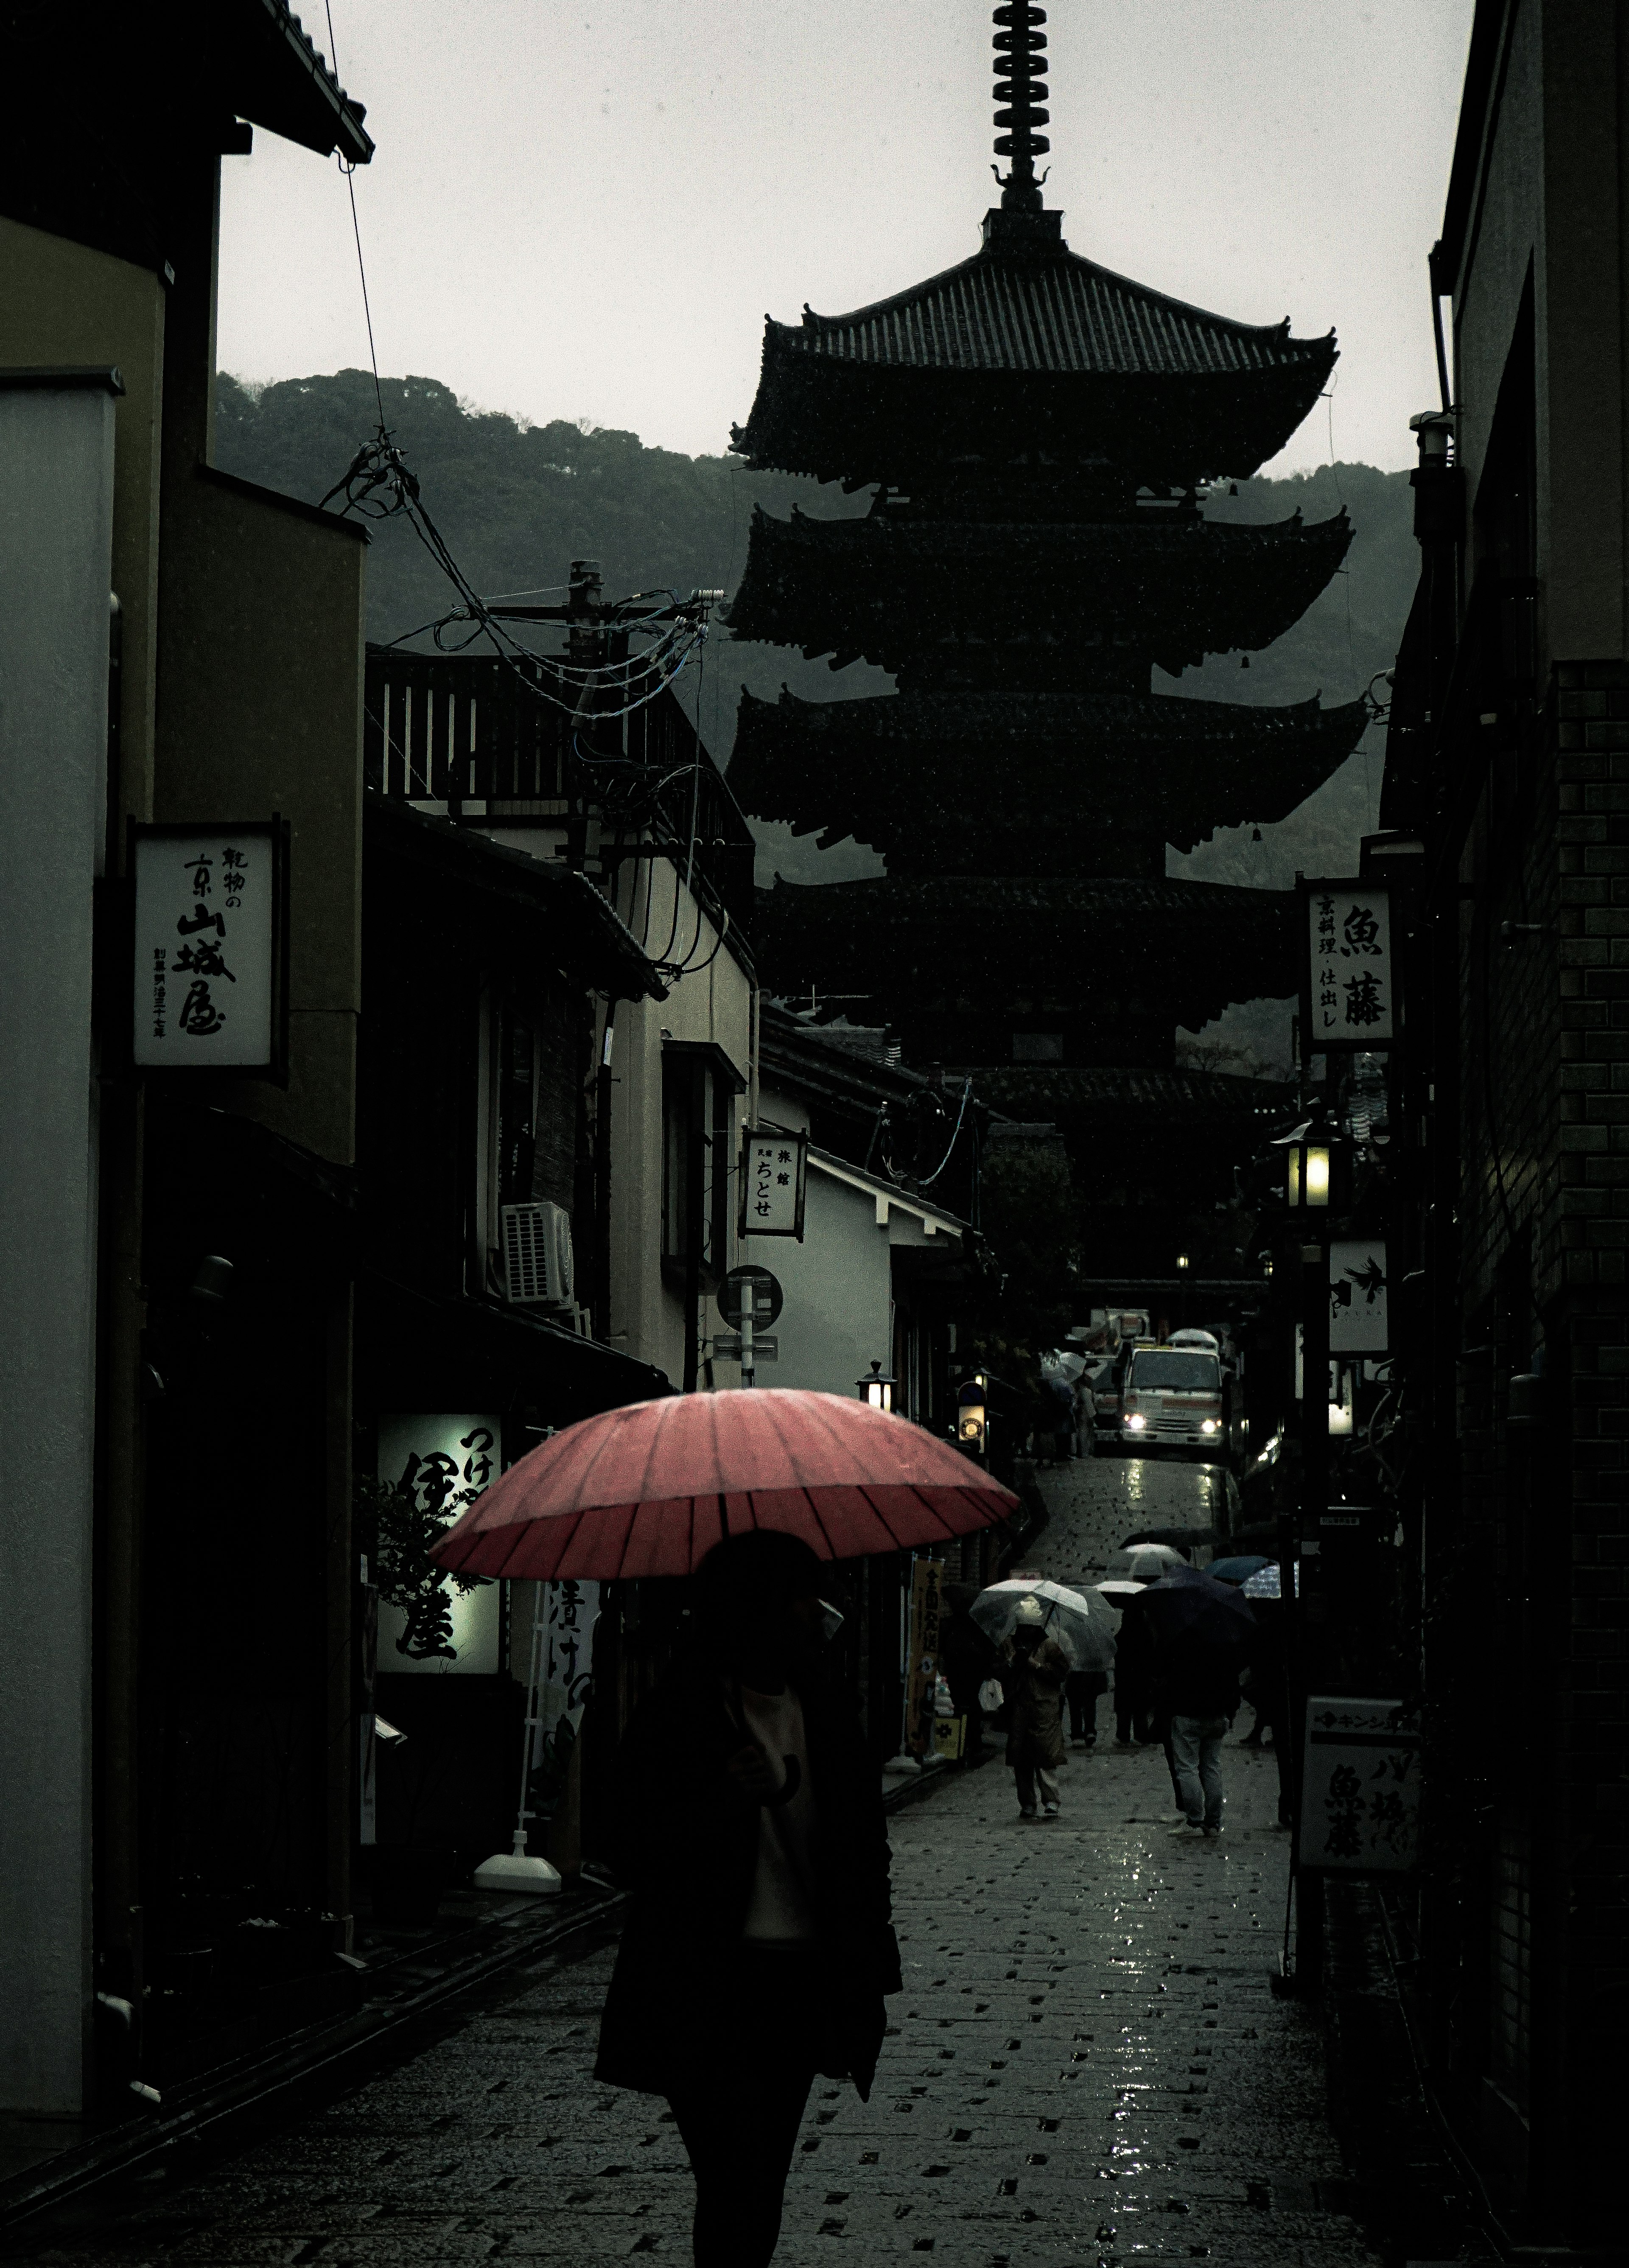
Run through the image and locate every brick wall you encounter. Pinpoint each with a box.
[1448,661,1629,2218]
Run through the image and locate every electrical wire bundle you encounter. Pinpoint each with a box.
[320,430,713,723]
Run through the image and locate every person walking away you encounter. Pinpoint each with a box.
[1160,1602,1253,1840]
[1066,1666,1107,1746]
[998,1596,1069,1817]
[596,1532,901,2268]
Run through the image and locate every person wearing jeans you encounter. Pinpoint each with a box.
[1155,1595,1252,1840]
[1169,1712,1230,1834]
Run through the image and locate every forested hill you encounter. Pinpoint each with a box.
[215,370,1418,890]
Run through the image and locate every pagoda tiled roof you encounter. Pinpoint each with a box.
[756,873,1298,1036]
[729,686,1369,860]
[967,1064,1295,1127]
[726,502,1353,676]
[774,244,1330,383]
[732,235,1337,485]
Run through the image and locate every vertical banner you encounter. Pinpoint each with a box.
[1329,1240,1389,1352]
[905,1556,945,1757]
[1303,880,1395,1050]
[536,1579,600,1763]
[132,820,287,1073]
[739,1128,808,1238]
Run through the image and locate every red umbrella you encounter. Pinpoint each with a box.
[429,1389,1018,1582]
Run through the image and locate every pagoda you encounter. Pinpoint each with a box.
[725,3,1367,1267]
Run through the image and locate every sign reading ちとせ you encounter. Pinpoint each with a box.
[739,1128,807,1239]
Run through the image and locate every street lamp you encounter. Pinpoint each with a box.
[955,1375,987,1456]
[857,1360,897,1414]
[1176,1253,1191,1272]
[1276,1119,1346,1210]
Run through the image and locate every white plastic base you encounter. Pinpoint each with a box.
[473,1849,562,1896]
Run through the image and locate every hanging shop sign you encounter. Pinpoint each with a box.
[739,1128,808,1239]
[1302,879,1395,1051]
[376,1413,502,1676]
[1329,1239,1388,1353]
[131,820,288,1075]
[1298,1696,1420,1872]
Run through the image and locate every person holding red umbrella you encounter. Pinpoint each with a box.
[594,1530,901,2268]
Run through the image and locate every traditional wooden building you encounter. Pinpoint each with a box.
[726,1,1366,1270]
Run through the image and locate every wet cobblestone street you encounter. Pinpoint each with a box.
[22,1459,1388,2268]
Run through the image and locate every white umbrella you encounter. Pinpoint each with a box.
[1102,1543,1189,1586]
[970,1577,1117,1670]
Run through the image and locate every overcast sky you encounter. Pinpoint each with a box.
[219,1,1472,474]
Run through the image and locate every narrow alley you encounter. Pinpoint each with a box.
[13,1458,1423,2268]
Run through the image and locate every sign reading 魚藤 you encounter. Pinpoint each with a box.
[1303,881,1395,1050]
[1298,1697,1419,1872]
[1329,1239,1389,1353]
[132,822,286,1073]
[739,1129,807,1240]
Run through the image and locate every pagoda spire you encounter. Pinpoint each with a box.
[992,1,1050,212]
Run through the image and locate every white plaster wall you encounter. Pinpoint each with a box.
[756,1164,894,1398]
[0,382,116,2113]
[606,854,752,1383]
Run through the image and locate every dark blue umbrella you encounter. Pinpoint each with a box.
[1206,1554,1273,1585]
[1141,1564,1257,1655]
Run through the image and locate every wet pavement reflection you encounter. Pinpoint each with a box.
[17,1457,1387,2268]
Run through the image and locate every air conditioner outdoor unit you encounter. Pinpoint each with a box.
[501,1201,574,1308]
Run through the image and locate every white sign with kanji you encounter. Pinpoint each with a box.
[1329,1239,1389,1353]
[1306,883,1394,1048]
[376,1414,502,1676]
[740,1129,807,1239]
[133,827,278,1069]
[1299,1697,1420,1872]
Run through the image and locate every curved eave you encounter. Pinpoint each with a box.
[732,323,1336,487]
[728,687,1369,851]
[725,504,1353,669]
[969,1065,1296,1128]
[755,874,1299,1028]
[777,244,1330,378]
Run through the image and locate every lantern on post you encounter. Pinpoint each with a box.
[1275,1119,1349,1212]
[955,1374,987,1457]
[857,1360,897,1414]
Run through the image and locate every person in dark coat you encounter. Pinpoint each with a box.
[997,1596,1069,1817]
[1106,1585,1156,1744]
[595,1532,901,2268]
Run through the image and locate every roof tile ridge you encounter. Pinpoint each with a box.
[778,245,993,349]
[1061,248,1332,356]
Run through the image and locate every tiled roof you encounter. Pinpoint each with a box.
[968,1066,1295,1123]
[728,686,1369,862]
[777,245,1332,381]
[725,503,1352,675]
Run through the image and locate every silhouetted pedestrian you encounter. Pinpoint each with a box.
[596,1533,900,2268]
